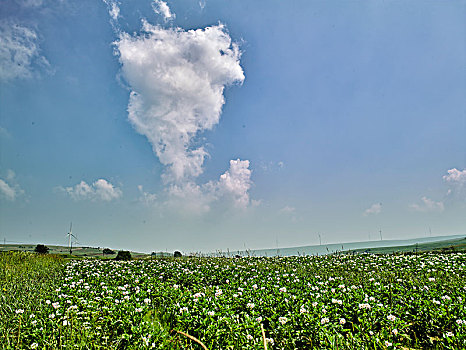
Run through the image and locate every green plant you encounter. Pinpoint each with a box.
[115,250,132,260]
[34,244,49,254]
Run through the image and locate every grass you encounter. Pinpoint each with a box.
[0,251,64,348]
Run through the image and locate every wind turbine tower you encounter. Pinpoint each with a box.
[67,223,77,255]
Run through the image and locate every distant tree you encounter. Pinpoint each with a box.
[115,250,132,261]
[174,251,182,258]
[103,248,115,255]
[34,244,49,254]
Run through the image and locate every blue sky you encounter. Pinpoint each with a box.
[0,0,465,253]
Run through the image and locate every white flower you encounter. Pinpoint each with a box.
[247,303,255,309]
[385,340,392,347]
[387,314,396,321]
[279,287,287,293]
[30,343,38,349]
[445,331,454,337]
[392,328,398,335]
[135,307,143,313]
[256,316,262,322]
[300,306,307,314]
[63,320,68,326]
[207,311,215,316]
[144,298,150,304]
[15,309,24,314]
[278,316,288,325]
[246,334,253,341]
[215,289,223,297]
[339,318,346,325]
[321,317,329,324]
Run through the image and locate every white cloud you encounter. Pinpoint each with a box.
[0,126,12,139]
[0,21,50,81]
[59,179,122,202]
[102,0,120,21]
[0,179,17,201]
[443,168,466,185]
[115,21,244,184]
[164,159,253,213]
[279,206,295,214]
[0,170,25,201]
[443,168,466,199]
[15,0,44,7]
[410,197,444,213]
[137,185,157,205]
[6,169,16,181]
[152,0,174,21]
[364,203,382,216]
[166,182,212,215]
[260,160,285,172]
[211,159,252,209]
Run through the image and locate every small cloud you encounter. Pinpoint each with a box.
[278,205,298,222]
[58,179,122,202]
[0,179,17,201]
[6,169,16,181]
[443,168,466,185]
[213,159,253,209]
[410,197,444,213]
[279,206,295,214]
[151,0,174,21]
[443,168,466,200]
[103,0,120,27]
[0,21,51,81]
[0,126,12,139]
[15,0,44,7]
[260,160,284,172]
[0,170,25,201]
[137,185,157,205]
[364,203,382,216]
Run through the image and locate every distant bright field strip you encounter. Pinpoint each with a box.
[1,253,466,349]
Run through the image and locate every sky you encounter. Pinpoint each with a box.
[0,0,465,253]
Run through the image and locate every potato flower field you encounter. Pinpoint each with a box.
[1,251,465,349]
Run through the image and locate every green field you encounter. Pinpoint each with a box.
[1,251,465,349]
[348,237,466,255]
[0,244,153,259]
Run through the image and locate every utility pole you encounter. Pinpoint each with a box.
[318,233,322,246]
[379,229,383,241]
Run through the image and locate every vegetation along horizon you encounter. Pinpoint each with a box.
[1,251,465,349]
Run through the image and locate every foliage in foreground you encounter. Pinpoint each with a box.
[1,251,465,349]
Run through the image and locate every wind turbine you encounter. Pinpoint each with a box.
[67,223,78,255]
